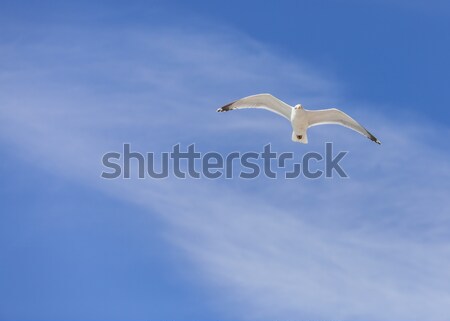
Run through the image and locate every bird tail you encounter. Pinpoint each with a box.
[292,132,308,144]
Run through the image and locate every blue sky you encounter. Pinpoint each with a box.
[0,1,450,320]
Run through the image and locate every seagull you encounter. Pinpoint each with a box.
[217,93,381,144]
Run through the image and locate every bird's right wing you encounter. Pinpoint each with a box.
[306,108,381,144]
[217,93,293,121]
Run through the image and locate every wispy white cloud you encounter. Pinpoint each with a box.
[0,24,449,320]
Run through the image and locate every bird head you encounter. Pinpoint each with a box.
[294,104,303,110]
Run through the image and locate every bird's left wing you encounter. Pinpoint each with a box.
[306,108,381,144]
[217,93,293,121]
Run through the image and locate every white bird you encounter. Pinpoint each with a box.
[217,93,381,144]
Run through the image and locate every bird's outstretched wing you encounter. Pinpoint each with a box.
[217,93,293,121]
[306,108,381,144]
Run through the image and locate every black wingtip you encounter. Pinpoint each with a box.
[217,101,235,113]
[368,133,381,145]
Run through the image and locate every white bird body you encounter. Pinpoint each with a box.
[291,107,309,144]
[217,93,381,145]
